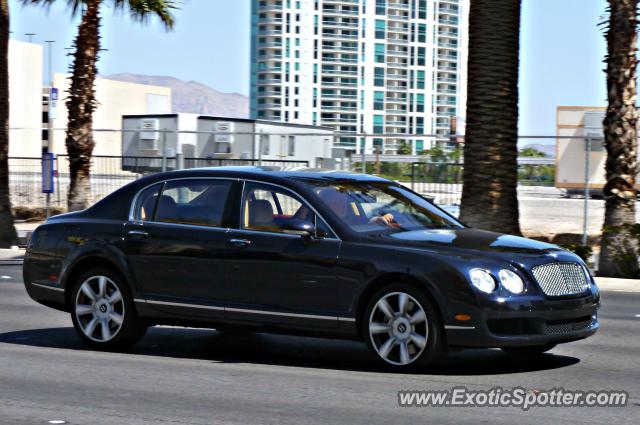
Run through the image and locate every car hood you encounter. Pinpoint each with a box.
[367,227,564,257]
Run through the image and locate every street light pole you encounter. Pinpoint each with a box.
[44,40,55,218]
[582,137,592,246]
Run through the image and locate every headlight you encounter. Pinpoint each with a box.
[498,269,525,294]
[469,269,496,293]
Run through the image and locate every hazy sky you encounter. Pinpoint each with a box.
[8,0,609,138]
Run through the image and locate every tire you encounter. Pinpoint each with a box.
[363,283,447,368]
[501,343,556,355]
[70,267,147,350]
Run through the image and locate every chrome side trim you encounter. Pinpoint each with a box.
[135,297,353,322]
[143,299,225,311]
[444,325,476,330]
[226,306,337,321]
[30,282,65,293]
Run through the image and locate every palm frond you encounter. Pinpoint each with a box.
[21,0,86,17]
[113,0,180,30]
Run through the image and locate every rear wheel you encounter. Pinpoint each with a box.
[70,267,147,350]
[501,343,556,355]
[363,284,446,368]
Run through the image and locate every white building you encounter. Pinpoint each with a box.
[8,40,43,158]
[48,73,171,157]
[122,114,335,169]
[556,106,639,193]
[250,0,469,155]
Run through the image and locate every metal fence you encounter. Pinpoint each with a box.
[8,155,309,208]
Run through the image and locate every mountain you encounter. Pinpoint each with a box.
[103,73,249,118]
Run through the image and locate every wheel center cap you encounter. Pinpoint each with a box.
[393,317,411,339]
[95,300,109,318]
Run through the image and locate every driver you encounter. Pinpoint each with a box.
[318,188,395,227]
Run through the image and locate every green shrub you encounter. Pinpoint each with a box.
[561,243,593,263]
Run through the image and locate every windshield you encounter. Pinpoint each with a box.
[308,181,463,233]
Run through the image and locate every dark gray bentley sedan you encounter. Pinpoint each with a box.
[23,167,600,368]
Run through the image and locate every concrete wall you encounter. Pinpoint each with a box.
[555,106,640,190]
[254,122,333,167]
[197,118,255,158]
[50,74,171,157]
[8,40,43,158]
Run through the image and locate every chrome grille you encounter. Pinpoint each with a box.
[531,262,589,297]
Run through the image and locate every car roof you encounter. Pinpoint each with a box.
[142,166,391,185]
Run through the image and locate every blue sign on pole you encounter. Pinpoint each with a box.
[42,153,55,194]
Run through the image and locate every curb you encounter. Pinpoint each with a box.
[0,258,24,265]
[0,248,25,266]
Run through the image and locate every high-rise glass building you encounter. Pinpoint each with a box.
[250,0,468,154]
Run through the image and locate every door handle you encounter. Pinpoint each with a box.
[228,238,252,247]
[127,230,149,237]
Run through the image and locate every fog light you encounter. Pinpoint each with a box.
[499,269,525,294]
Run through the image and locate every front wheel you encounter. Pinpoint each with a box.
[70,267,147,350]
[363,284,446,368]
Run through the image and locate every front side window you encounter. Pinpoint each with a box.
[242,182,332,237]
[154,179,232,227]
[308,182,462,234]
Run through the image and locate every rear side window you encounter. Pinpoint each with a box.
[155,179,232,228]
[134,184,161,222]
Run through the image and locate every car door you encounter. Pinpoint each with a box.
[124,178,239,319]
[224,181,342,328]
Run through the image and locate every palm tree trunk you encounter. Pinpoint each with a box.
[459,0,522,235]
[599,0,639,277]
[66,0,101,211]
[0,0,17,248]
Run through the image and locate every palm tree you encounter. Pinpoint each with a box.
[23,0,177,211]
[459,0,522,235]
[0,0,18,248]
[599,0,639,277]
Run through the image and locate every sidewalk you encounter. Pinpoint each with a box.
[0,247,25,265]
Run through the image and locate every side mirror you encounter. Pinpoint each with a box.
[282,219,316,237]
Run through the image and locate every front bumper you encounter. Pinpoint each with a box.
[444,291,600,348]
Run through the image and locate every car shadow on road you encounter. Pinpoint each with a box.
[0,326,580,376]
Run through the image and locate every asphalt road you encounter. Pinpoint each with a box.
[0,264,638,425]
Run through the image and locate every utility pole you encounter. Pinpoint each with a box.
[582,137,591,246]
[361,133,367,174]
[25,33,35,43]
[44,40,55,218]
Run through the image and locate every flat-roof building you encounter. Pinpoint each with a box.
[122,114,335,169]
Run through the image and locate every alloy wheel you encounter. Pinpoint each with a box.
[74,275,125,343]
[368,291,429,366]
